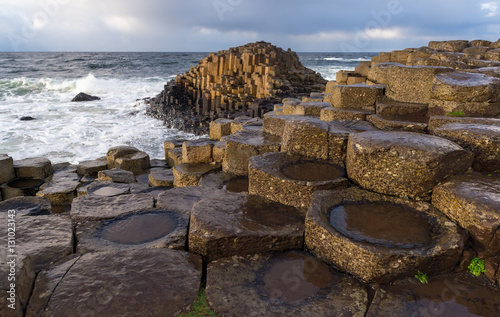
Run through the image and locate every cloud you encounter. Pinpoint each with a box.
[0,0,499,52]
[481,2,498,17]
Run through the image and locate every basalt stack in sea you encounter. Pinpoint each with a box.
[147,41,326,134]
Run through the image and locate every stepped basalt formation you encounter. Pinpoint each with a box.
[2,39,500,316]
[147,41,326,134]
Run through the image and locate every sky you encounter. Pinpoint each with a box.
[0,0,499,52]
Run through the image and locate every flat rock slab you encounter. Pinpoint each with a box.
[98,168,136,183]
[76,208,189,253]
[189,191,304,262]
[26,249,202,317]
[70,193,154,223]
[223,130,281,176]
[428,115,500,133]
[199,171,249,193]
[346,131,473,199]
[434,123,500,172]
[76,159,108,176]
[295,101,331,116]
[432,173,500,257]
[148,168,174,186]
[306,187,465,283]
[366,273,500,317]
[35,180,80,205]
[182,140,214,164]
[431,71,500,103]
[320,107,374,121]
[0,213,73,272]
[156,186,223,215]
[14,157,53,180]
[0,196,51,215]
[207,252,368,317]
[327,84,383,109]
[367,114,428,133]
[173,163,220,187]
[86,182,130,197]
[249,152,348,209]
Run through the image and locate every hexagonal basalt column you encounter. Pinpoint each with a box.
[346,131,473,200]
[223,130,281,176]
[249,152,348,209]
[14,157,53,180]
[173,163,220,187]
[433,123,500,173]
[281,116,351,163]
[189,191,304,262]
[76,208,189,253]
[305,188,465,283]
[206,252,368,317]
[106,146,150,174]
[26,249,202,317]
[0,154,15,184]
[0,178,44,200]
[432,173,500,257]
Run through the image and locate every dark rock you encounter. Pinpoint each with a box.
[26,249,202,317]
[206,252,368,316]
[20,116,36,121]
[71,92,101,102]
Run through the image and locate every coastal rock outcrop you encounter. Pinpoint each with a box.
[71,92,101,102]
[147,41,326,134]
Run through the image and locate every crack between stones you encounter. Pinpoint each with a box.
[363,286,379,317]
[42,255,82,313]
[23,271,39,317]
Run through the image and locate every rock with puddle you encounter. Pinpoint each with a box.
[0,196,51,215]
[86,182,130,197]
[249,152,348,209]
[76,208,189,253]
[0,178,44,200]
[189,191,304,262]
[207,251,368,317]
[26,249,202,317]
[199,171,249,193]
[366,273,500,317]
[306,187,465,283]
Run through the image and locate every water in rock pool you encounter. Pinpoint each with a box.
[0,52,375,163]
[329,202,433,248]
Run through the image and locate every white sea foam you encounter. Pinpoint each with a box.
[323,57,371,62]
[0,73,197,164]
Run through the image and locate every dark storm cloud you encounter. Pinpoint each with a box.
[0,0,498,51]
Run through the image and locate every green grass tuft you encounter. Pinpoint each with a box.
[415,270,428,284]
[444,111,466,117]
[178,289,217,317]
[468,257,486,277]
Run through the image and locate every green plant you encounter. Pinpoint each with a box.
[415,270,428,284]
[445,111,466,117]
[468,257,486,277]
[178,289,217,317]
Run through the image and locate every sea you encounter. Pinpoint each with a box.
[0,52,376,164]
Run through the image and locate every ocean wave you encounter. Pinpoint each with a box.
[323,57,372,62]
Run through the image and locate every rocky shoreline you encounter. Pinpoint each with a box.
[1,39,500,316]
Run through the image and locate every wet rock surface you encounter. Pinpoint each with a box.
[249,152,348,208]
[223,129,281,176]
[0,253,34,316]
[98,168,136,183]
[13,157,53,180]
[0,154,15,184]
[306,187,465,283]
[189,191,304,262]
[433,123,500,172]
[86,182,130,197]
[27,249,202,317]
[0,196,52,215]
[70,193,154,223]
[206,252,368,317]
[76,208,189,253]
[0,213,73,272]
[366,273,500,317]
[1,178,45,200]
[156,186,223,214]
[432,173,500,257]
[71,92,101,102]
[346,131,473,199]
